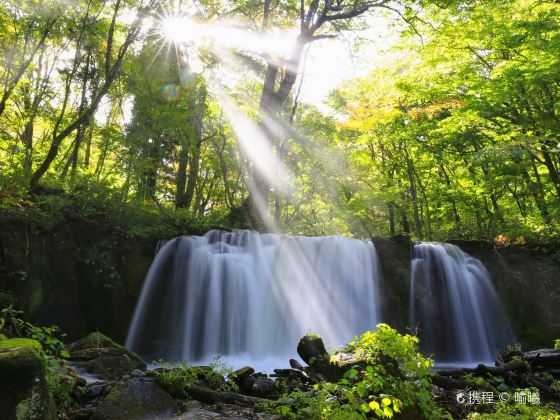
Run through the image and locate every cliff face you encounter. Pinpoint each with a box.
[0,218,157,342]
[1,218,559,349]
[447,240,560,349]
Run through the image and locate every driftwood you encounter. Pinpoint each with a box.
[188,384,268,407]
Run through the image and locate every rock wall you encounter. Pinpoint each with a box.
[448,240,560,349]
[0,217,157,342]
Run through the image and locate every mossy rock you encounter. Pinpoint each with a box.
[297,334,328,366]
[68,332,121,352]
[69,332,144,364]
[0,339,56,420]
[91,378,177,420]
[68,332,145,380]
[81,355,145,380]
[0,333,8,341]
[0,338,43,353]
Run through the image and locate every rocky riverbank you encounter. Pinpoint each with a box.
[1,327,559,419]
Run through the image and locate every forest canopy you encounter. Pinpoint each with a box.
[1,0,560,241]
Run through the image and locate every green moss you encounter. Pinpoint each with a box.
[69,332,119,351]
[70,331,145,363]
[14,380,56,420]
[0,334,7,341]
[0,338,42,354]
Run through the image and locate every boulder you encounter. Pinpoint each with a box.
[0,338,56,420]
[68,332,145,380]
[228,366,255,394]
[68,332,124,353]
[229,366,254,382]
[251,378,275,398]
[91,377,177,420]
[297,334,328,366]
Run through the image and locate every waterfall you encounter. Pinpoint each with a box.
[410,243,514,364]
[126,230,382,364]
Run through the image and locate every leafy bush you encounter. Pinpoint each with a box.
[270,324,450,419]
[555,339,560,349]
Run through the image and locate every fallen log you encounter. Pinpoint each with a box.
[271,368,313,383]
[187,384,268,407]
[523,349,560,369]
[437,359,528,377]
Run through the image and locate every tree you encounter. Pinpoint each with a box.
[28,0,158,190]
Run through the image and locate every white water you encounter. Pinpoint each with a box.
[126,230,382,365]
[410,243,515,364]
[127,233,515,369]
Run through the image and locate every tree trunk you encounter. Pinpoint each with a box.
[388,203,395,236]
[183,141,201,209]
[175,142,189,208]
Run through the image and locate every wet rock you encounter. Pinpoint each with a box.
[251,378,275,398]
[229,366,254,381]
[180,408,221,419]
[68,332,145,380]
[0,338,56,419]
[174,407,250,420]
[289,359,304,369]
[238,375,255,395]
[91,377,177,420]
[229,366,255,394]
[297,334,328,366]
[130,369,145,377]
[86,382,107,399]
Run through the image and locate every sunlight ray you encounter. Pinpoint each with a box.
[156,13,298,60]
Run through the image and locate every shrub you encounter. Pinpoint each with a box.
[270,324,450,419]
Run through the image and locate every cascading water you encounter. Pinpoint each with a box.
[410,243,514,365]
[126,230,383,366]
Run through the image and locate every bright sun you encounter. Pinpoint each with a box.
[159,15,200,44]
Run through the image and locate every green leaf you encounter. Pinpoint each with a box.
[343,368,359,379]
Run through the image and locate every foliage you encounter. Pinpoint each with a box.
[153,356,237,393]
[269,324,450,419]
[467,391,560,420]
[555,339,560,350]
[329,0,560,240]
[1,0,559,239]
